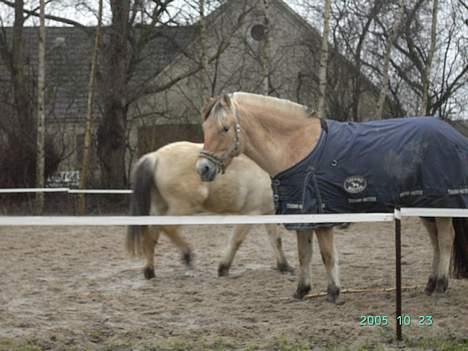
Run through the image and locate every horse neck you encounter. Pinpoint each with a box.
[237,102,322,176]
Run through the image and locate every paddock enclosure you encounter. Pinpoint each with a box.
[1,218,467,350]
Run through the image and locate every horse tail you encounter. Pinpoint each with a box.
[126,155,158,257]
[451,218,468,278]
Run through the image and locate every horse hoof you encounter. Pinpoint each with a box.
[293,284,310,300]
[434,276,448,294]
[425,277,436,296]
[182,251,193,267]
[277,262,295,274]
[143,267,155,280]
[218,263,230,277]
[326,286,343,304]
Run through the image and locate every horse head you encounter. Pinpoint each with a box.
[197,94,243,181]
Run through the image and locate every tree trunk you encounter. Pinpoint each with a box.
[35,0,46,213]
[97,0,129,188]
[317,0,332,118]
[350,1,385,121]
[198,0,211,97]
[12,0,33,142]
[11,0,35,186]
[421,0,438,115]
[260,0,271,96]
[376,0,405,119]
[79,0,103,213]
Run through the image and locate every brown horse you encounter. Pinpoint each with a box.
[126,141,293,279]
[196,92,468,303]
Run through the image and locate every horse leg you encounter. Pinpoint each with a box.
[161,226,194,268]
[264,224,294,273]
[142,226,160,279]
[316,228,341,304]
[434,217,455,294]
[294,229,313,299]
[218,224,251,276]
[421,218,439,295]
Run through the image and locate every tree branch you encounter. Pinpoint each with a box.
[0,0,88,29]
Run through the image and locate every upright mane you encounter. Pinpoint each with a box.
[232,92,313,119]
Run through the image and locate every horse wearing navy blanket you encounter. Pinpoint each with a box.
[196,92,468,303]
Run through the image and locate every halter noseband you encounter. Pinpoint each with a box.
[199,112,241,174]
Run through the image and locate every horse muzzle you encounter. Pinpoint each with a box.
[196,158,218,182]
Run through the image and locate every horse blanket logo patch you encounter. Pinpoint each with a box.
[344,176,367,194]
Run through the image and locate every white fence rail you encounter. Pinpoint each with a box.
[0,188,132,194]
[0,208,467,226]
[397,207,468,218]
[0,213,395,226]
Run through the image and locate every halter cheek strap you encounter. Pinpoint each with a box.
[199,114,241,174]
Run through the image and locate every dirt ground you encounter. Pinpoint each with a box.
[0,218,467,350]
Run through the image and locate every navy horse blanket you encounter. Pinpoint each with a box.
[271,117,468,230]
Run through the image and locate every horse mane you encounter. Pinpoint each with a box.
[232,92,312,119]
[202,92,316,123]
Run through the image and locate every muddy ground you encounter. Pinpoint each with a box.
[0,218,467,350]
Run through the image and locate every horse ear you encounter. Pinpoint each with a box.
[203,96,215,106]
[222,94,232,109]
[202,96,217,120]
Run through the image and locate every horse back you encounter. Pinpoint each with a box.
[152,141,273,215]
[205,153,274,214]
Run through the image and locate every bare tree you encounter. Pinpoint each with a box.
[388,0,467,118]
[79,0,103,213]
[1,1,256,187]
[375,0,403,118]
[95,0,130,188]
[316,0,332,118]
[198,0,211,97]
[421,0,439,115]
[0,0,59,188]
[321,0,387,120]
[35,0,46,213]
[259,0,271,96]
[374,0,427,118]
[0,0,87,28]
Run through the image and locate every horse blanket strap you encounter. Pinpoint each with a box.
[320,118,328,133]
[272,117,468,230]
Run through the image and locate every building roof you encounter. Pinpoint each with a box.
[0,25,196,121]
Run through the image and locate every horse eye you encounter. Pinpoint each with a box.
[223,126,229,133]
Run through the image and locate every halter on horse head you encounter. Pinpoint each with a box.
[197,94,242,180]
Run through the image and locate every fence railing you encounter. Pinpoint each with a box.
[0,188,132,194]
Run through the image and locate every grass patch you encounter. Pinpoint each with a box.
[139,336,238,351]
[0,338,42,351]
[271,336,310,351]
[405,336,468,350]
[1,335,466,351]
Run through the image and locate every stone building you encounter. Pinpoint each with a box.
[130,0,386,160]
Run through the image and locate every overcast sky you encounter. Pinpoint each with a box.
[0,0,310,27]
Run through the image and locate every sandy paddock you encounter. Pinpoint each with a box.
[0,218,467,350]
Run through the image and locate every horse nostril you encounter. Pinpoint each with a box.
[197,159,216,181]
[197,161,211,178]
